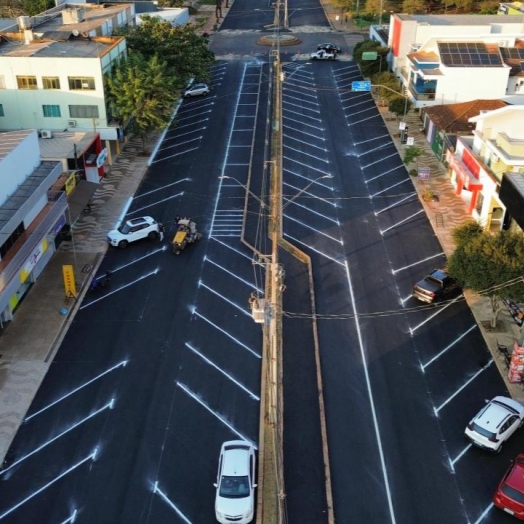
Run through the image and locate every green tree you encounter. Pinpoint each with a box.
[106,54,177,153]
[389,95,412,116]
[403,145,424,165]
[22,0,53,16]
[448,225,524,326]
[116,17,214,88]
[401,0,426,13]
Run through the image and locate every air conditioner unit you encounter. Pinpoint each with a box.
[40,130,53,139]
[68,120,76,127]
[499,40,507,47]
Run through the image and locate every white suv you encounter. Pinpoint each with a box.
[107,216,161,248]
[465,396,524,452]
[214,441,257,524]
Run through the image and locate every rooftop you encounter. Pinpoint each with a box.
[396,13,524,25]
[38,131,98,160]
[0,130,34,161]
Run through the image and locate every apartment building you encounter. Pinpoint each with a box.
[386,14,524,108]
[0,2,133,145]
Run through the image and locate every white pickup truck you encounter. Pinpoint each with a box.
[310,49,336,60]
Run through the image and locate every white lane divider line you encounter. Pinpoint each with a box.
[199,282,251,317]
[370,178,411,198]
[176,382,257,448]
[185,343,259,401]
[434,360,493,415]
[374,193,417,215]
[204,257,264,293]
[380,210,425,235]
[210,237,253,261]
[473,503,494,524]
[284,215,343,244]
[284,234,345,266]
[135,179,189,199]
[449,443,472,471]
[421,325,477,371]
[193,311,261,359]
[366,165,405,183]
[409,296,463,335]
[59,509,78,523]
[127,193,184,215]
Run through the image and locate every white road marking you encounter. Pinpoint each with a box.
[166,118,209,132]
[392,252,445,274]
[283,199,339,223]
[185,343,259,400]
[354,134,391,145]
[283,134,328,151]
[0,449,98,521]
[127,193,184,215]
[285,234,344,265]
[473,503,494,524]
[175,108,212,121]
[284,145,330,163]
[176,382,257,448]
[158,136,203,153]
[193,311,260,358]
[358,143,395,156]
[349,113,382,126]
[362,152,398,169]
[204,257,263,293]
[135,179,188,199]
[285,215,343,243]
[434,360,493,414]
[284,125,326,140]
[199,282,251,317]
[153,483,192,524]
[409,297,462,334]
[25,361,127,421]
[421,325,477,370]
[284,168,331,186]
[284,182,334,206]
[380,210,425,234]
[283,156,331,176]
[450,443,472,470]
[2,400,114,475]
[283,107,323,122]
[210,237,253,261]
[283,100,321,114]
[153,147,200,162]
[282,115,325,131]
[60,510,78,523]
[374,193,417,215]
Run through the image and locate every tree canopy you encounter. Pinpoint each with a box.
[115,17,214,89]
[448,223,524,324]
[106,54,177,153]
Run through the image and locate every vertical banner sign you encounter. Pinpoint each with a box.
[62,265,77,299]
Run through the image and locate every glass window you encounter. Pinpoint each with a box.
[0,104,4,117]
[68,77,95,90]
[42,77,61,90]
[43,105,61,117]
[68,105,99,118]
[16,76,37,90]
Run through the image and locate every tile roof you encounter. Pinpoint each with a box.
[421,99,508,134]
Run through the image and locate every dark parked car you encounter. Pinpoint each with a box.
[412,269,459,304]
[317,43,341,54]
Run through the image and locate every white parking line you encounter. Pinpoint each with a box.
[284,93,319,104]
[362,152,398,169]
[284,126,326,140]
[285,234,344,265]
[374,193,417,215]
[283,134,328,151]
[193,310,260,358]
[127,192,184,215]
[135,179,188,199]
[283,107,323,122]
[392,252,445,274]
[380,209,425,234]
[199,282,252,317]
[185,343,259,400]
[285,215,343,243]
[366,165,406,183]
[158,136,202,153]
[371,178,411,198]
[283,182,335,206]
[59,510,78,524]
[359,142,395,156]
[283,100,321,114]
[153,147,200,162]
[153,483,192,524]
[421,325,477,370]
[434,360,493,414]
[473,504,495,524]
[204,257,263,293]
[354,134,391,145]
[284,145,330,163]
[283,115,325,131]
[283,156,331,177]
[349,113,382,126]
[210,237,253,261]
[176,382,257,448]
[409,297,462,334]
[283,199,339,223]
[450,443,472,470]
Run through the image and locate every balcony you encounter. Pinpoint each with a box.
[408,83,436,101]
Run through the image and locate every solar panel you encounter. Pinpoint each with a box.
[438,42,503,67]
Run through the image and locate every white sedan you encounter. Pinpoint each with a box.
[214,440,257,524]
[183,82,210,97]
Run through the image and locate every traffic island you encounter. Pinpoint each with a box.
[257,34,301,46]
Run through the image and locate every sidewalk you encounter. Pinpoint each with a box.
[0,134,155,464]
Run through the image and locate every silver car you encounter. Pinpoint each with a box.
[183,82,210,97]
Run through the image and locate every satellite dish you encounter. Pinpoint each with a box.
[72,29,79,36]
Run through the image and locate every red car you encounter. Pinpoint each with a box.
[494,454,524,519]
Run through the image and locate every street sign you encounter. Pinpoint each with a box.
[362,52,378,60]
[418,167,430,180]
[399,122,406,130]
[351,80,371,92]
[407,137,414,146]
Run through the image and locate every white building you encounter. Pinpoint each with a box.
[0,130,67,325]
[445,105,524,231]
[0,3,133,143]
[387,14,524,108]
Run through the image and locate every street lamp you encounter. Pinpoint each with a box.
[218,175,268,209]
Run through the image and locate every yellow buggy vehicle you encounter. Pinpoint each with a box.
[171,218,202,255]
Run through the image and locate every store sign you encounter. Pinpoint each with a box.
[96,148,108,168]
[62,265,77,299]
[406,137,414,145]
[362,52,378,60]
[64,173,77,195]
[418,167,430,180]
[20,239,48,283]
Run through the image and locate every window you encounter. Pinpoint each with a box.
[43,105,61,117]
[68,76,95,90]
[0,76,5,89]
[16,76,37,90]
[0,104,4,117]
[42,77,61,90]
[69,105,99,118]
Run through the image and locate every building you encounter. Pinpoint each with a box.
[0,130,67,328]
[498,1,524,15]
[387,14,524,107]
[445,105,524,231]
[0,2,134,147]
